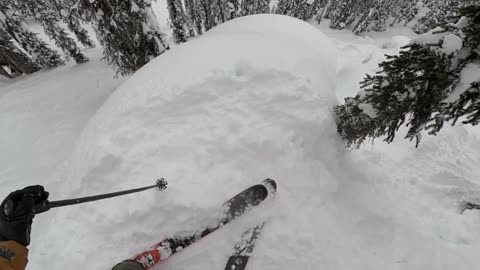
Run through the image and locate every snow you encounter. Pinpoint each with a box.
[359,102,377,118]
[414,26,445,46]
[441,34,463,55]
[0,49,123,187]
[47,15,338,270]
[131,1,140,13]
[1,12,480,270]
[414,28,464,55]
[447,63,480,103]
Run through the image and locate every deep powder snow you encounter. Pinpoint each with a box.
[1,14,479,270]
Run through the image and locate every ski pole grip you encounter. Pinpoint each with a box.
[3,198,51,216]
[32,200,52,214]
[3,200,15,216]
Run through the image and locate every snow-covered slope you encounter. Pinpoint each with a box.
[0,49,123,189]
[1,14,480,270]
[44,14,342,270]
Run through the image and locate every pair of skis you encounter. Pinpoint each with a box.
[117,179,276,270]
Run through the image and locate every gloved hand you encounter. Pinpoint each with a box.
[0,186,49,246]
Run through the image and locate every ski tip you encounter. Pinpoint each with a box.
[263,178,277,193]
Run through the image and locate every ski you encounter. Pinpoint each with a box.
[120,179,276,270]
[224,222,266,270]
[224,179,277,270]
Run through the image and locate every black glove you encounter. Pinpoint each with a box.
[0,186,49,246]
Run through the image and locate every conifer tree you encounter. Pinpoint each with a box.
[240,0,254,16]
[275,0,295,15]
[0,5,64,68]
[79,0,169,76]
[413,0,478,34]
[63,6,96,48]
[197,0,214,31]
[390,0,417,27]
[353,0,392,35]
[41,18,89,64]
[315,0,334,22]
[276,0,318,20]
[214,0,229,24]
[413,0,458,34]
[352,0,375,34]
[309,0,327,22]
[442,6,480,127]
[208,0,225,26]
[182,0,195,37]
[0,26,40,77]
[241,0,269,16]
[225,0,240,20]
[335,5,480,148]
[295,0,317,20]
[256,0,270,15]
[167,0,189,44]
[329,0,361,30]
[35,0,96,49]
[9,0,88,64]
[185,0,203,35]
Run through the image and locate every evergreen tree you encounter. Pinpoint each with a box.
[413,0,458,34]
[335,6,480,148]
[275,0,296,15]
[310,0,328,22]
[0,26,40,77]
[353,0,392,35]
[276,0,317,20]
[210,0,228,26]
[442,6,480,127]
[197,0,214,31]
[315,0,334,23]
[9,0,89,64]
[182,0,195,37]
[63,5,96,48]
[0,5,64,68]
[79,0,169,76]
[167,0,189,44]
[241,0,269,16]
[225,0,241,20]
[185,0,203,35]
[390,0,417,27]
[41,18,89,64]
[256,0,270,15]
[329,0,361,30]
[11,0,95,49]
[294,0,317,20]
[413,0,478,34]
[352,0,376,34]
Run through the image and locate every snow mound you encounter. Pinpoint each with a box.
[20,15,480,270]
[41,15,343,270]
[381,35,411,49]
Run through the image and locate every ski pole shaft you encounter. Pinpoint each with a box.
[32,179,168,214]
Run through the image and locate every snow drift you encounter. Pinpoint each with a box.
[37,14,343,270]
[22,14,480,270]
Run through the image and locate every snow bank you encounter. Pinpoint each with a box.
[40,15,342,270]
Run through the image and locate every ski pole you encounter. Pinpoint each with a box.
[28,179,168,214]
